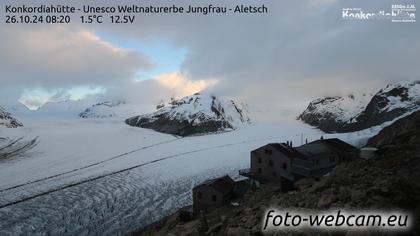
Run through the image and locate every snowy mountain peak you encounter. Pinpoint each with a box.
[79,100,154,120]
[79,100,126,119]
[299,80,420,133]
[126,93,250,136]
[299,93,369,126]
[382,80,419,93]
[0,106,23,128]
[158,93,250,126]
[373,80,420,112]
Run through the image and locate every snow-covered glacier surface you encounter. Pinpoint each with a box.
[0,118,378,235]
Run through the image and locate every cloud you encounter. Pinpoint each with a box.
[102,71,216,108]
[0,25,152,90]
[156,72,217,97]
[307,0,337,6]
[1,0,419,119]
[175,0,419,84]
[87,0,419,115]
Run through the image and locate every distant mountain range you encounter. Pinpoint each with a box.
[35,99,93,118]
[299,80,420,133]
[3,80,418,136]
[125,93,251,136]
[1,93,251,136]
[78,100,145,119]
[3,99,143,120]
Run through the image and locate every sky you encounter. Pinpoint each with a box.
[1,0,419,117]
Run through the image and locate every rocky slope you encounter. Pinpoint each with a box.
[367,110,420,148]
[137,112,420,235]
[299,81,420,133]
[125,94,250,136]
[0,106,23,128]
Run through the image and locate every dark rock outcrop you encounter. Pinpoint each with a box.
[0,106,23,128]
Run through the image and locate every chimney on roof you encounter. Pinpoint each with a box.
[290,141,293,147]
[321,135,324,140]
[286,141,289,147]
[305,138,308,144]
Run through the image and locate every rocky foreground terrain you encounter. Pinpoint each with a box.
[299,81,419,133]
[125,94,250,136]
[137,110,420,235]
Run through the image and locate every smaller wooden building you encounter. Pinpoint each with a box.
[192,175,235,216]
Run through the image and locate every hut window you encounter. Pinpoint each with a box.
[316,160,320,165]
[282,163,287,170]
[197,192,202,199]
[258,168,262,174]
[212,195,217,202]
[265,149,272,155]
[258,157,262,164]
[269,160,274,166]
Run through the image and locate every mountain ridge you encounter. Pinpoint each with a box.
[125,93,250,136]
[78,100,141,119]
[299,80,420,133]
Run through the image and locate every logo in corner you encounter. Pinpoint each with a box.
[342,4,416,23]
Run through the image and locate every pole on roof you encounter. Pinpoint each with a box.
[301,133,303,145]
